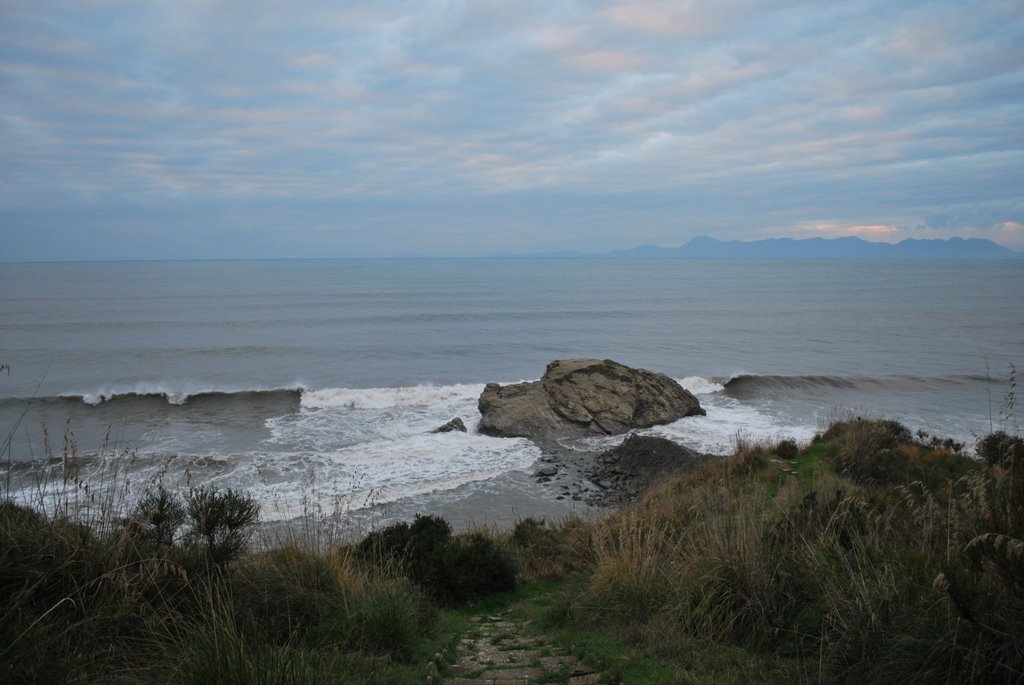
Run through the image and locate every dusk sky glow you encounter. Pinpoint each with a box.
[2,0,1023,259]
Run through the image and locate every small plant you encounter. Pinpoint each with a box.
[512,516,549,548]
[186,486,260,568]
[135,485,186,547]
[775,439,799,460]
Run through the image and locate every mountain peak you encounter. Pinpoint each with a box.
[490,236,1020,260]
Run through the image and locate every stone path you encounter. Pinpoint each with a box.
[428,610,603,685]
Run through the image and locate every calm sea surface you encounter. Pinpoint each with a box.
[2,259,1022,528]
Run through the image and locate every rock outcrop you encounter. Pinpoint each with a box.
[477,359,705,442]
[588,434,704,505]
[431,417,467,433]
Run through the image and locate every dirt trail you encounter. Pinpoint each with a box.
[429,609,603,685]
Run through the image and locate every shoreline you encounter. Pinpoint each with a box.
[258,445,608,541]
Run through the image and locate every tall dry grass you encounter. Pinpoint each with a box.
[537,420,1024,684]
[0,426,441,684]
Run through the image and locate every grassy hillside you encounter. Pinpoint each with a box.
[2,418,1022,684]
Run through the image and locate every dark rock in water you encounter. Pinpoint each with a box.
[587,434,704,505]
[535,465,558,478]
[477,359,705,442]
[431,417,467,433]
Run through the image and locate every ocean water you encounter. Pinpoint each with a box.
[2,258,1022,529]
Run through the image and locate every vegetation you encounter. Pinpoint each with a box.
[2,415,1022,683]
[519,420,1024,684]
[357,514,517,604]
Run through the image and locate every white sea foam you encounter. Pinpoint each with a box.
[70,382,212,405]
[243,381,546,519]
[206,431,539,522]
[68,382,306,406]
[300,383,484,410]
[4,422,540,524]
[652,391,818,454]
[677,376,726,395]
[270,383,486,453]
[566,389,818,456]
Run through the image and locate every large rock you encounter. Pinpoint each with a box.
[477,359,705,441]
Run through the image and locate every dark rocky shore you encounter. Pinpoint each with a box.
[525,435,707,507]
[475,359,709,507]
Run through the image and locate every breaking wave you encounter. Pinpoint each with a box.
[720,373,988,396]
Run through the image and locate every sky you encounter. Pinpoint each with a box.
[1,0,1023,260]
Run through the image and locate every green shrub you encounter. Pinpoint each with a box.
[169,614,339,685]
[0,500,159,683]
[442,531,517,602]
[186,487,260,568]
[774,438,798,458]
[976,431,1024,468]
[135,485,186,548]
[822,418,918,484]
[357,514,450,593]
[510,516,593,581]
[775,439,799,460]
[357,515,515,603]
[349,578,435,660]
[231,546,346,647]
[512,516,549,548]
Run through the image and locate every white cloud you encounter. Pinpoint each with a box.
[1,0,1022,256]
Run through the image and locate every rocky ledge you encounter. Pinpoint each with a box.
[586,433,705,505]
[477,359,705,443]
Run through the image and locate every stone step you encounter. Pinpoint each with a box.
[438,609,604,685]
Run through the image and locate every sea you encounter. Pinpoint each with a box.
[2,258,1022,532]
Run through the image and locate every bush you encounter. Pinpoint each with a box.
[510,516,593,581]
[512,516,549,548]
[442,531,517,603]
[822,418,918,484]
[357,514,451,591]
[357,515,515,603]
[135,485,186,548]
[169,612,340,685]
[186,487,260,568]
[231,546,347,647]
[349,578,435,660]
[976,431,1024,468]
[0,500,158,683]
[775,439,799,460]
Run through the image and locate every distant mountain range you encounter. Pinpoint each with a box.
[490,236,1022,260]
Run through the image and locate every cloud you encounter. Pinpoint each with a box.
[798,222,903,242]
[1,0,1022,257]
[991,220,1024,249]
[603,0,752,37]
[567,49,647,73]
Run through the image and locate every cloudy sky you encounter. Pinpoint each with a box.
[2,0,1022,259]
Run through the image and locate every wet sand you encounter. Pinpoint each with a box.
[258,446,606,545]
